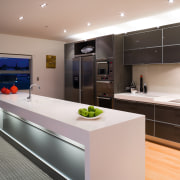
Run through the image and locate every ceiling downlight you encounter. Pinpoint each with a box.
[41,3,47,8]
[168,0,174,3]
[18,16,24,21]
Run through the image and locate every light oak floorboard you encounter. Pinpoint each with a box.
[146,141,180,180]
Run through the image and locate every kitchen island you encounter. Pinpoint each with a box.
[0,92,145,180]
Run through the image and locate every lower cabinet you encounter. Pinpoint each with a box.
[155,121,180,143]
[114,99,180,143]
[146,120,154,136]
[155,104,180,144]
[114,99,154,136]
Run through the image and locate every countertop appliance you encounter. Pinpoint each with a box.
[73,55,95,105]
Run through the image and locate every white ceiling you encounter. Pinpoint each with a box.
[1,0,180,42]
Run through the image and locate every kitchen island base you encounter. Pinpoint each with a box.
[0,93,145,180]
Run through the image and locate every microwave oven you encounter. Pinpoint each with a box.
[96,59,113,81]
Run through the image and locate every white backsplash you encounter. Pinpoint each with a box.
[133,64,180,94]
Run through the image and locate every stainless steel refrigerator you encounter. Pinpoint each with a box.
[72,55,95,105]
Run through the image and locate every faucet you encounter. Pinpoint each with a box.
[27,84,40,100]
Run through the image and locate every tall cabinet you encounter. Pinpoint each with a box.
[64,35,132,107]
[64,43,78,102]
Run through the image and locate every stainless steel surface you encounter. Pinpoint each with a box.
[27,84,40,100]
[74,53,95,57]
[73,55,95,105]
[81,56,95,105]
[96,81,112,84]
[72,57,80,103]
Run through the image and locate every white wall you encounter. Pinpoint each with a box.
[133,64,180,94]
[0,34,65,99]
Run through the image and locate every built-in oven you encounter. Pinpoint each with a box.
[96,81,114,109]
[97,96,113,109]
[96,59,113,81]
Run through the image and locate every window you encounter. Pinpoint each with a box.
[0,54,31,90]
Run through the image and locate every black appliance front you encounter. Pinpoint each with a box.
[96,58,113,81]
[97,96,112,109]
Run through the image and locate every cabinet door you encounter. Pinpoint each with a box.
[155,122,180,143]
[146,120,154,136]
[124,29,162,50]
[114,99,154,119]
[163,45,180,63]
[114,99,154,136]
[96,35,114,59]
[163,25,180,45]
[124,47,162,65]
[155,105,180,125]
[64,43,76,101]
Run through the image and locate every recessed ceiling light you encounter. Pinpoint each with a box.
[168,0,174,3]
[120,12,125,17]
[41,3,47,8]
[18,16,24,21]
[64,29,67,33]
[87,22,91,26]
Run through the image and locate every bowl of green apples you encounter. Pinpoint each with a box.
[78,105,103,120]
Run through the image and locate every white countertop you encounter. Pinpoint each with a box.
[0,92,144,145]
[114,92,180,107]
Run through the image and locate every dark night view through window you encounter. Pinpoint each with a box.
[0,56,31,90]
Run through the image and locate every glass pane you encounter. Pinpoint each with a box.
[0,57,30,71]
[0,74,30,90]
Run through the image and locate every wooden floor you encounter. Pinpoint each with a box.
[145,141,180,180]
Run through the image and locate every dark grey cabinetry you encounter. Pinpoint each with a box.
[124,29,162,65]
[64,43,78,102]
[155,105,180,143]
[114,99,154,136]
[96,35,114,59]
[163,45,180,63]
[163,25,180,45]
[124,47,162,65]
[124,29,162,50]
[114,99,180,144]
[163,25,180,63]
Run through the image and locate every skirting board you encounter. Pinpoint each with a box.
[146,135,180,150]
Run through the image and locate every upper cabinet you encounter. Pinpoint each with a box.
[163,25,180,63]
[124,29,162,50]
[96,35,114,59]
[124,29,163,65]
[163,25,180,45]
[124,23,180,65]
[124,47,162,65]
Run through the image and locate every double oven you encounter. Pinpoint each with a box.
[96,58,114,108]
